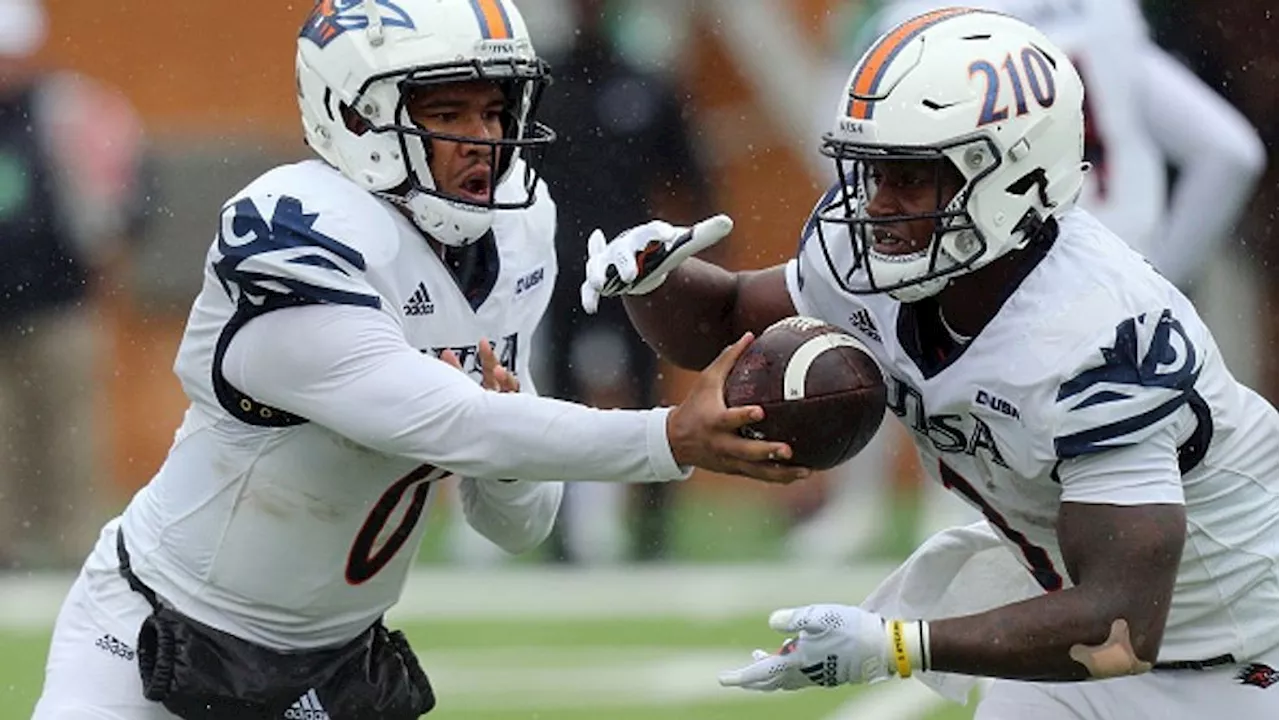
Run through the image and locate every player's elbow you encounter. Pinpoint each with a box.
[1075,596,1167,677]
[461,479,563,555]
[1223,127,1264,180]
[1094,578,1176,667]
[496,521,555,555]
[467,511,556,555]
[1238,131,1267,180]
[1214,115,1267,182]
[1126,612,1167,666]
[486,514,557,555]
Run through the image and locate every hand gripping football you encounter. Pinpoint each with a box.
[724,317,888,470]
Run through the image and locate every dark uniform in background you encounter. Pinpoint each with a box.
[536,0,712,562]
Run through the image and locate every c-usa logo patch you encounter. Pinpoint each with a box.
[300,0,415,48]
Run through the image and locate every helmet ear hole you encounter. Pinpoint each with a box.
[339,103,373,136]
[1004,168,1053,208]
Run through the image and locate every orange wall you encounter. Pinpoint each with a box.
[38,2,305,136]
[36,1,848,136]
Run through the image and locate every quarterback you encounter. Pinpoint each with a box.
[33,1,804,718]
[584,8,1278,719]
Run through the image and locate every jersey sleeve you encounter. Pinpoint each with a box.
[221,301,686,485]
[1056,418,1185,505]
[457,476,564,555]
[211,190,387,312]
[1051,307,1202,460]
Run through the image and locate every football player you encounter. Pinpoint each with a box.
[845,0,1266,285]
[32,1,806,718]
[792,0,1268,565]
[583,8,1278,718]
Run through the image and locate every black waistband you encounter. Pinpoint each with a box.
[1152,653,1237,671]
[116,530,161,612]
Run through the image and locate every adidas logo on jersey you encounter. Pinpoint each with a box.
[848,308,881,342]
[284,688,330,720]
[403,282,434,317]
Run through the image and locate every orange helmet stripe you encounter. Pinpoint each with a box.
[471,0,513,40]
[847,7,977,119]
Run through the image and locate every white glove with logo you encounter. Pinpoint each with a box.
[718,605,926,691]
[579,214,734,315]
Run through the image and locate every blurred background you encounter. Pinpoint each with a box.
[0,0,1274,718]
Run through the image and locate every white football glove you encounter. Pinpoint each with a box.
[717,605,909,691]
[579,214,734,315]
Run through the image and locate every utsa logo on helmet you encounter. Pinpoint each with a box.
[300,0,415,48]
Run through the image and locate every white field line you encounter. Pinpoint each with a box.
[0,562,899,630]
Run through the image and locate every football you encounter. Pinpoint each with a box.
[724,316,887,470]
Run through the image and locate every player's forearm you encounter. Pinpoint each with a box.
[226,304,688,485]
[458,478,563,554]
[425,394,684,483]
[928,583,1165,681]
[622,257,745,370]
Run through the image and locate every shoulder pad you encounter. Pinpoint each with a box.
[1053,308,1201,458]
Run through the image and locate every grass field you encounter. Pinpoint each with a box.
[0,615,978,720]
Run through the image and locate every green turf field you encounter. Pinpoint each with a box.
[0,616,977,719]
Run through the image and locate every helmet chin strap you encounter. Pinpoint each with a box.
[379,187,492,247]
[886,274,949,303]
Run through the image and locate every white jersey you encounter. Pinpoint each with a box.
[102,160,683,650]
[786,207,1279,664]
[844,0,1264,284]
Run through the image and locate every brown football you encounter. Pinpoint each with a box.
[724,316,887,470]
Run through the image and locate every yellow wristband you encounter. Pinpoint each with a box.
[890,620,912,678]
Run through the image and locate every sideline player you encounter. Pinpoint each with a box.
[32,1,805,718]
[584,8,1278,717]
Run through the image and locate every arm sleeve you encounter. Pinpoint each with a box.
[221,302,684,484]
[457,476,563,555]
[457,363,564,554]
[1138,45,1266,285]
[1057,418,1185,506]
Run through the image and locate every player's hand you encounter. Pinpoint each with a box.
[441,340,519,393]
[476,338,519,392]
[580,214,734,314]
[717,605,895,691]
[666,332,810,485]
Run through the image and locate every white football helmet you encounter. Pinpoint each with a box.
[816,7,1086,302]
[296,0,555,246]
